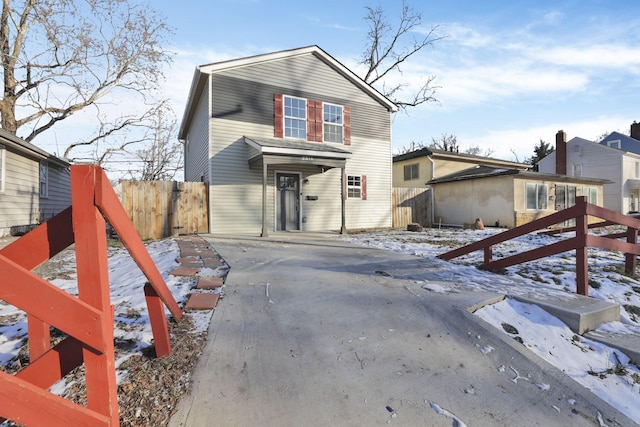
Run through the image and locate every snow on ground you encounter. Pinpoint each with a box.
[342,227,640,424]
[0,238,225,391]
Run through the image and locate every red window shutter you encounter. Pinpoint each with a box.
[307,100,317,142]
[274,94,283,138]
[344,106,351,145]
[361,175,367,200]
[315,101,323,142]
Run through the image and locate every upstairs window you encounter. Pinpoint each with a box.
[275,94,351,144]
[573,163,582,177]
[323,103,343,143]
[608,139,621,149]
[284,95,306,140]
[404,163,419,181]
[39,162,48,198]
[526,183,547,210]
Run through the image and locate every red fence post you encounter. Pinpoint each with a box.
[625,226,638,276]
[70,165,119,425]
[483,245,493,267]
[575,198,589,296]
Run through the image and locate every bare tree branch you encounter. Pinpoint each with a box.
[360,0,446,111]
[0,0,173,166]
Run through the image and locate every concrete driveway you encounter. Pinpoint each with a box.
[169,233,633,427]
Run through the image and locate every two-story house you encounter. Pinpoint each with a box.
[538,129,640,213]
[178,46,397,236]
[599,122,640,153]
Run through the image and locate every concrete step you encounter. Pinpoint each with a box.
[584,329,640,365]
[512,294,620,335]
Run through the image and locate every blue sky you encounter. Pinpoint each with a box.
[153,0,640,163]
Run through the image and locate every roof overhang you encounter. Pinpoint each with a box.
[0,129,70,167]
[244,136,351,169]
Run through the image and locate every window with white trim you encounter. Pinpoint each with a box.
[584,186,597,204]
[283,95,307,139]
[39,162,48,198]
[526,183,548,210]
[0,145,4,192]
[573,163,582,177]
[607,139,621,149]
[403,163,419,180]
[323,103,343,143]
[347,175,361,199]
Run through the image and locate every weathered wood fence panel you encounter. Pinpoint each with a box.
[392,187,431,228]
[119,181,208,240]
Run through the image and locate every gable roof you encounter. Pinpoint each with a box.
[0,128,69,167]
[179,45,398,140]
[599,131,640,154]
[393,146,530,169]
[428,165,611,185]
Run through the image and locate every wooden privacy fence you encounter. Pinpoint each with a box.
[392,187,431,228]
[0,165,183,427]
[119,180,208,240]
[439,196,640,297]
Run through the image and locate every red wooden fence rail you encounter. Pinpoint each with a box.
[0,165,183,426]
[438,196,640,297]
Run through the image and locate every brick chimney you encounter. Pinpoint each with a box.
[555,130,566,175]
[631,121,640,141]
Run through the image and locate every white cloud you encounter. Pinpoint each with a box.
[461,115,637,163]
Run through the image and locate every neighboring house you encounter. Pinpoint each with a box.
[428,165,608,228]
[393,147,530,188]
[0,129,71,236]
[178,46,398,235]
[598,122,640,153]
[538,130,640,213]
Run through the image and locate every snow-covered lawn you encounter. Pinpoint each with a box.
[342,227,640,424]
[0,238,221,394]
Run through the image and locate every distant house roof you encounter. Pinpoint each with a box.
[428,165,612,185]
[599,131,640,154]
[0,128,69,167]
[179,45,398,140]
[393,147,530,170]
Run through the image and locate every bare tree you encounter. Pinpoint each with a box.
[133,107,182,181]
[430,133,458,152]
[360,0,446,110]
[463,144,495,157]
[0,0,172,162]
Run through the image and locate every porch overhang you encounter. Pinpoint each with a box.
[628,179,640,190]
[243,136,351,237]
[245,136,351,169]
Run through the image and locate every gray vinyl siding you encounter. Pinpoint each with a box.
[185,80,211,182]
[565,140,624,212]
[209,120,265,234]
[203,51,393,233]
[40,164,71,221]
[0,146,70,236]
[211,55,391,141]
[344,132,393,229]
[0,149,40,235]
